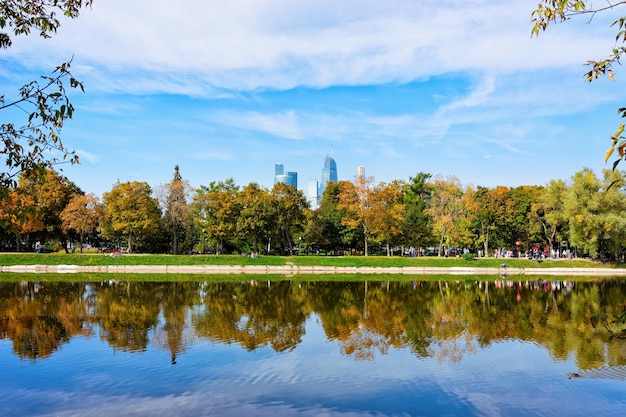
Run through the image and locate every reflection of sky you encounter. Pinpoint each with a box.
[1,316,626,417]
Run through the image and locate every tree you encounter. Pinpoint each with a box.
[100,181,161,253]
[270,182,309,254]
[531,1,626,170]
[564,168,626,257]
[0,188,44,251]
[1,0,92,189]
[236,183,274,254]
[337,178,374,256]
[193,178,241,254]
[400,172,433,251]
[19,168,79,252]
[367,180,406,256]
[532,179,568,254]
[60,193,99,252]
[427,176,464,256]
[158,165,193,254]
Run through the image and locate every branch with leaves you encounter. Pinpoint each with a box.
[531,1,626,170]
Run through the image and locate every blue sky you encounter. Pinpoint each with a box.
[2,0,625,197]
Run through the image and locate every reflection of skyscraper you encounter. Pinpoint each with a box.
[318,150,338,201]
[274,163,297,188]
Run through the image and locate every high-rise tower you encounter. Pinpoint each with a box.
[318,150,337,201]
[274,163,297,188]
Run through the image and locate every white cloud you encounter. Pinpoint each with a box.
[6,0,621,94]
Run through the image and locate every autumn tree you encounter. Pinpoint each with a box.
[0,188,44,251]
[1,0,92,189]
[100,181,161,253]
[60,193,99,252]
[19,169,79,252]
[194,178,241,254]
[337,178,374,256]
[531,1,626,170]
[427,175,464,256]
[367,180,406,256]
[158,165,194,254]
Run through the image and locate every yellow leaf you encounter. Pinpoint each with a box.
[606,147,615,162]
[608,70,615,81]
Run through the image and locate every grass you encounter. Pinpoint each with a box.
[0,252,615,269]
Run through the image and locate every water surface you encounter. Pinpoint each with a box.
[1,278,625,416]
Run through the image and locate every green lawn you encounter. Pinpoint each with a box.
[0,252,614,269]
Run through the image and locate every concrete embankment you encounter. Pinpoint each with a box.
[2,264,626,276]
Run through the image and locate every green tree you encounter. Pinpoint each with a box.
[305,181,347,253]
[100,181,161,253]
[236,183,274,254]
[1,0,92,189]
[532,179,568,254]
[400,172,433,251]
[270,182,309,254]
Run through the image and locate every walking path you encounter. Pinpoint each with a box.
[3,264,626,276]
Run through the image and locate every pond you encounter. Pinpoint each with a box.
[1,276,626,416]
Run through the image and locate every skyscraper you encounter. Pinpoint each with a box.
[274,163,297,188]
[307,177,319,210]
[318,150,337,201]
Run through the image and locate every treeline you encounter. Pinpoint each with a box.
[2,165,626,258]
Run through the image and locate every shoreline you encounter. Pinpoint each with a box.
[3,264,626,276]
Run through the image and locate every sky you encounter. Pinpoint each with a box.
[2,0,626,198]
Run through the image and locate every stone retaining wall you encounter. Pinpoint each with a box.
[3,264,626,276]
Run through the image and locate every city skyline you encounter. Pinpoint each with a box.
[2,1,625,197]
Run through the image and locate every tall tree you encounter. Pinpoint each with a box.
[532,179,568,254]
[100,181,161,253]
[236,183,274,254]
[427,175,464,256]
[60,193,99,252]
[159,165,193,254]
[401,172,433,251]
[0,188,44,251]
[337,178,374,256]
[367,180,406,256]
[270,182,309,254]
[19,169,78,252]
[194,178,240,254]
[1,0,92,189]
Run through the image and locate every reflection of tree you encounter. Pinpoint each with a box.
[1,278,626,372]
[152,282,202,364]
[94,282,160,352]
[0,282,91,360]
[193,281,308,352]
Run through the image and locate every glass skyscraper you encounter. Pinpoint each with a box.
[318,152,337,202]
[274,163,297,188]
